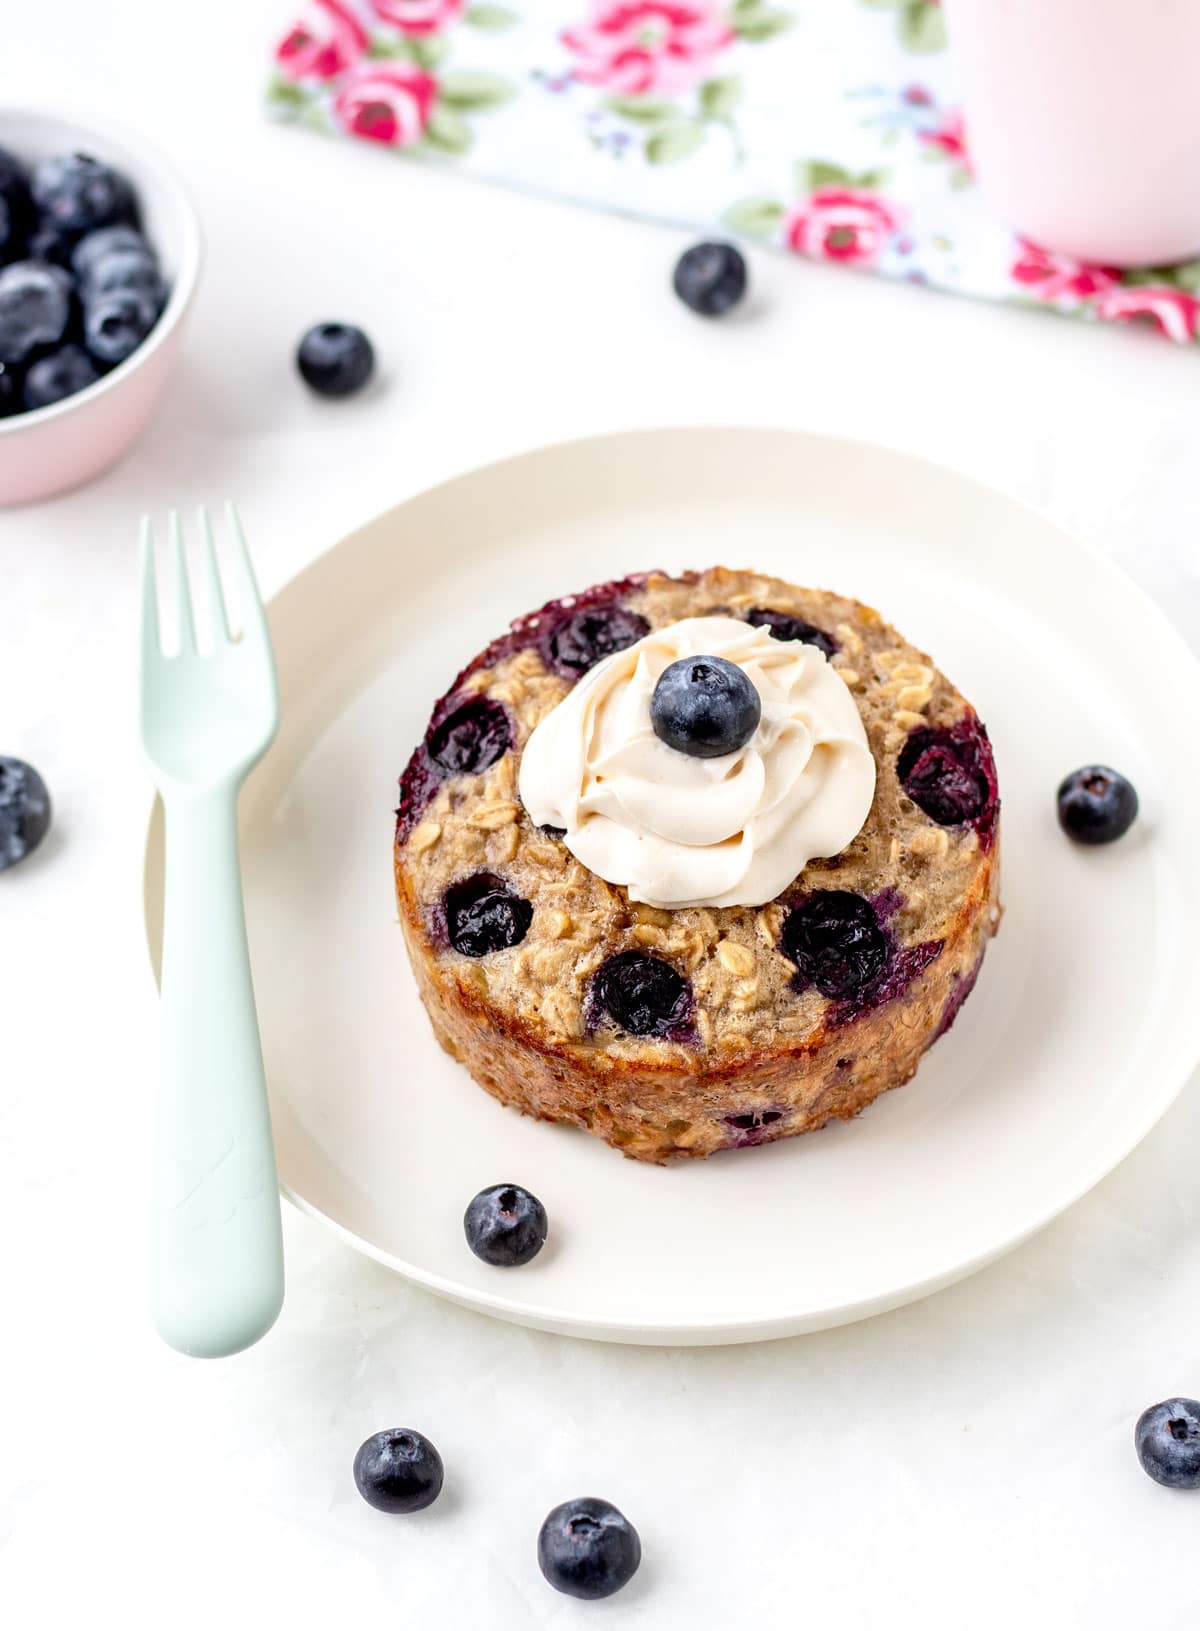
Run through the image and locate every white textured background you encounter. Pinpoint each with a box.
[4,3,1200,1626]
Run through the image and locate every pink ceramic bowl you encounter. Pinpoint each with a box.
[0,108,201,506]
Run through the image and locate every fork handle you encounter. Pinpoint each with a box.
[153,786,284,1357]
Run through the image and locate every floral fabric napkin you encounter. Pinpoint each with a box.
[267,0,1200,344]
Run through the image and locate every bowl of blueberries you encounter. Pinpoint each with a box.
[0,108,201,506]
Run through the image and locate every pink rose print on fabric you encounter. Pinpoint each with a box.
[1094,284,1200,344]
[369,0,466,35]
[918,107,968,167]
[276,0,368,82]
[786,186,904,268]
[561,0,735,97]
[334,63,439,145]
[1011,240,1119,303]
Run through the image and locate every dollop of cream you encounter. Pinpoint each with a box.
[518,616,876,909]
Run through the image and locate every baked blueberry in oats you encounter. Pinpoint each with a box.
[394,568,1001,1163]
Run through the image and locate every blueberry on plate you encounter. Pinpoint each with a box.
[673,240,747,317]
[538,1497,641,1600]
[464,1183,548,1266]
[353,1429,444,1513]
[0,757,52,872]
[296,322,375,398]
[0,261,73,365]
[31,152,134,235]
[84,290,158,367]
[1057,765,1138,845]
[651,653,761,758]
[71,223,156,281]
[1135,1399,1200,1489]
[23,345,97,410]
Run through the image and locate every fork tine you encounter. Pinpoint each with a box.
[224,503,268,645]
[168,511,196,654]
[138,516,162,666]
[196,507,229,644]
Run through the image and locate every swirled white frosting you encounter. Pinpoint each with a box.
[518,616,876,909]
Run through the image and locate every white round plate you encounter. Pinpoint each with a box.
[144,428,1200,1345]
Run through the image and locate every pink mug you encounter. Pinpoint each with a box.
[942,0,1200,267]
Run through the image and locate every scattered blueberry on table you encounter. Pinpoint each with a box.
[1057,765,1138,845]
[0,145,167,416]
[673,240,748,317]
[1135,1399,1200,1489]
[464,1183,548,1266]
[651,654,762,758]
[353,1429,444,1513]
[0,757,52,872]
[538,1497,642,1600]
[296,322,375,398]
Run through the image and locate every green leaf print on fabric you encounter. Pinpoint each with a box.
[265,75,309,117]
[722,196,786,235]
[699,76,743,119]
[466,4,519,29]
[439,70,517,110]
[424,105,474,153]
[646,121,707,164]
[732,8,793,41]
[795,159,887,194]
[604,96,678,123]
[410,35,451,69]
[858,0,946,54]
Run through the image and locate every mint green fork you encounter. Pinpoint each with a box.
[138,506,284,1358]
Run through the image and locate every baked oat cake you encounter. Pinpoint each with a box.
[394,567,1001,1163]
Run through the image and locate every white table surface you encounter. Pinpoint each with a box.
[5,4,1200,1626]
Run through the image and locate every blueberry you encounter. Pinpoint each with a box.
[426,696,511,776]
[296,322,374,398]
[464,1183,548,1267]
[0,146,30,207]
[1057,765,1138,846]
[0,362,20,417]
[0,757,52,871]
[23,345,97,410]
[587,950,693,1039]
[444,871,532,957]
[72,224,155,281]
[23,219,78,268]
[746,606,838,660]
[540,603,650,678]
[1135,1399,1200,1489]
[0,261,72,364]
[83,289,157,366]
[673,240,747,318]
[30,152,134,235]
[781,891,888,1001]
[83,249,165,309]
[0,194,24,262]
[898,723,990,827]
[651,653,761,759]
[353,1429,444,1513]
[0,149,32,259]
[537,1497,641,1600]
